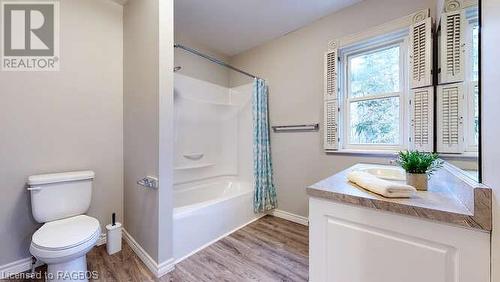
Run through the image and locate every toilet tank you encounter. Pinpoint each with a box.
[28,171,95,223]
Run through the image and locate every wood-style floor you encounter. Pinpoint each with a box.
[13,215,308,282]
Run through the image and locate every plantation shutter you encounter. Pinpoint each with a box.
[440,10,465,84]
[324,99,339,150]
[437,83,465,153]
[410,86,434,152]
[409,17,433,89]
[324,49,338,100]
[323,48,339,150]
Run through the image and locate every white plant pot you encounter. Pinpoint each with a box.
[406,173,428,191]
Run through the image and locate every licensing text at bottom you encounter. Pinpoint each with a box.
[5,270,99,280]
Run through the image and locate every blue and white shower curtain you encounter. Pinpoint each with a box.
[252,79,277,213]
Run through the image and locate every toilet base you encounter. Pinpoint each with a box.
[46,255,88,282]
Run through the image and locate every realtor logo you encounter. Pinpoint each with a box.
[1,1,59,71]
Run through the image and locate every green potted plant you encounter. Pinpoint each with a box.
[397,150,443,191]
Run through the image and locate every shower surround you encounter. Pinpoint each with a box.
[172,74,260,262]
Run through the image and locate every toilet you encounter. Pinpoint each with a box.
[28,171,100,282]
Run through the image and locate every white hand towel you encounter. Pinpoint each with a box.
[347,171,416,198]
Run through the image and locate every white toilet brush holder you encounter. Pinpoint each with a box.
[106,222,122,255]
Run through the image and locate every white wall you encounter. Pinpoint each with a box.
[481,0,500,280]
[230,0,437,217]
[123,0,174,264]
[158,0,175,263]
[0,0,123,265]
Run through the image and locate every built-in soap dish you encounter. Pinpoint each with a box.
[183,153,204,161]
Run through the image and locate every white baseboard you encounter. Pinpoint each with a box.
[122,229,175,278]
[174,214,265,264]
[0,257,44,279]
[270,209,309,226]
[157,257,176,278]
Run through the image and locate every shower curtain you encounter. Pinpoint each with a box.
[252,78,277,213]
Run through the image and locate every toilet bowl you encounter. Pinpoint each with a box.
[30,215,100,281]
[28,171,99,282]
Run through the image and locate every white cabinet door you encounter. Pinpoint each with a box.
[309,197,490,282]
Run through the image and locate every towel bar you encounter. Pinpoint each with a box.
[272,123,319,132]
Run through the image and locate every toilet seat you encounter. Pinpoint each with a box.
[30,215,101,263]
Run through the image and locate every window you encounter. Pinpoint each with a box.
[465,17,479,151]
[323,14,436,154]
[340,38,407,151]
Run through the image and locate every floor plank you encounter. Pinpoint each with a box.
[7,215,308,282]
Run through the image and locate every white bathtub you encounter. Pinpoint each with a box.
[173,178,260,262]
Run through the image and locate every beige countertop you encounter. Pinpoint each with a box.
[307,163,492,232]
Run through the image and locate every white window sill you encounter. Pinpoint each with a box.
[325,149,400,157]
[439,152,479,160]
[325,149,478,160]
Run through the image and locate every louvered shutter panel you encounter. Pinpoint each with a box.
[324,99,338,150]
[437,83,465,153]
[440,10,465,84]
[410,86,434,152]
[323,49,339,150]
[409,17,433,89]
[324,49,338,100]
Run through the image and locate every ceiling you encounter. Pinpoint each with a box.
[174,0,362,56]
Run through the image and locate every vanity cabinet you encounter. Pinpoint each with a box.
[309,197,490,282]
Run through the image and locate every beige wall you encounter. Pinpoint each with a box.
[0,0,123,265]
[174,33,231,87]
[123,0,174,263]
[123,0,160,262]
[481,0,500,280]
[230,0,437,217]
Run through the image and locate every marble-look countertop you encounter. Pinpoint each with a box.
[307,163,492,232]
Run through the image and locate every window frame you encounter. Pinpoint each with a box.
[338,35,409,152]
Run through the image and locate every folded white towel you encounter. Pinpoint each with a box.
[347,171,416,198]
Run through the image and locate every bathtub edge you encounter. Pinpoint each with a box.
[173,213,266,264]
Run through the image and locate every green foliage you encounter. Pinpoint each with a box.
[350,46,400,98]
[348,46,400,144]
[397,150,443,176]
[350,98,399,144]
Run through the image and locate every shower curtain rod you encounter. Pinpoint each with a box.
[174,44,261,80]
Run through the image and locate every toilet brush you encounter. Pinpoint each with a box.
[106,213,122,255]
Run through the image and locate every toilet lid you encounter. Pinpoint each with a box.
[32,215,100,251]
